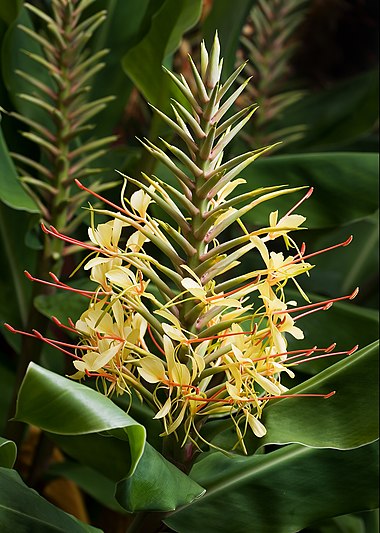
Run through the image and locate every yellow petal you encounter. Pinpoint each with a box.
[138,356,166,383]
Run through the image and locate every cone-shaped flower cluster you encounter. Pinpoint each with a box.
[8,34,358,453]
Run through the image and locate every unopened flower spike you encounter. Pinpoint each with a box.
[8,33,358,455]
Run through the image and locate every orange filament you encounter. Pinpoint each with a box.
[147,324,166,355]
[284,187,314,218]
[163,380,200,394]
[206,275,260,302]
[292,235,353,265]
[289,345,359,366]
[24,270,107,298]
[271,288,358,316]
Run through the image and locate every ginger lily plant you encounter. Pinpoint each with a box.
[7,34,360,461]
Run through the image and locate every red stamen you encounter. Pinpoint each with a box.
[293,236,353,264]
[293,302,333,321]
[147,324,166,355]
[163,380,200,394]
[288,345,358,366]
[85,369,117,381]
[206,276,260,302]
[75,179,138,220]
[195,385,228,412]
[41,223,106,254]
[284,187,313,218]
[257,391,336,401]
[51,316,77,333]
[32,331,94,352]
[272,289,358,316]
[24,270,107,299]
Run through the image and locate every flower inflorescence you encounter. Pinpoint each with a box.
[7,33,358,453]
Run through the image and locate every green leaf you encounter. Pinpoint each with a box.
[277,69,379,152]
[0,467,101,532]
[0,437,16,468]
[240,152,379,228]
[0,202,37,328]
[259,341,379,450]
[209,342,379,453]
[122,0,202,107]
[87,0,151,136]
[116,442,205,512]
[0,124,39,212]
[166,442,379,533]
[15,362,146,476]
[15,363,205,512]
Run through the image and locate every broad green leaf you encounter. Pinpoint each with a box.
[259,341,379,450]
[0,202,37,329]
[122,0,202,107]
[0,437,16,468]
[0,467,101,532]
[15,362,146,476]
[239,152,379,228]
[15,363,205,512]
[203,0,254,77]
[87,0,151,136]
[276,69,379,152]
[116,442,205,512]
[166,442,379,533]
[306,512,367,533]
[0,124,39,212]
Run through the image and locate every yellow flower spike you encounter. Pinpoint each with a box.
[13,34,352,455]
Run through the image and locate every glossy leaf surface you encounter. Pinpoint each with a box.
[0,124,38,212]
[122,0,202,106]
[15,363,205,512]
[211,342,379,452]
[0,467,101,532]
[166,442,379,533]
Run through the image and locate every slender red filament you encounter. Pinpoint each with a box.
[147,324,166,355]
[284,187,313,218]
[75,179,139,220]
[292,236,353,264]
[271,288,358,316]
